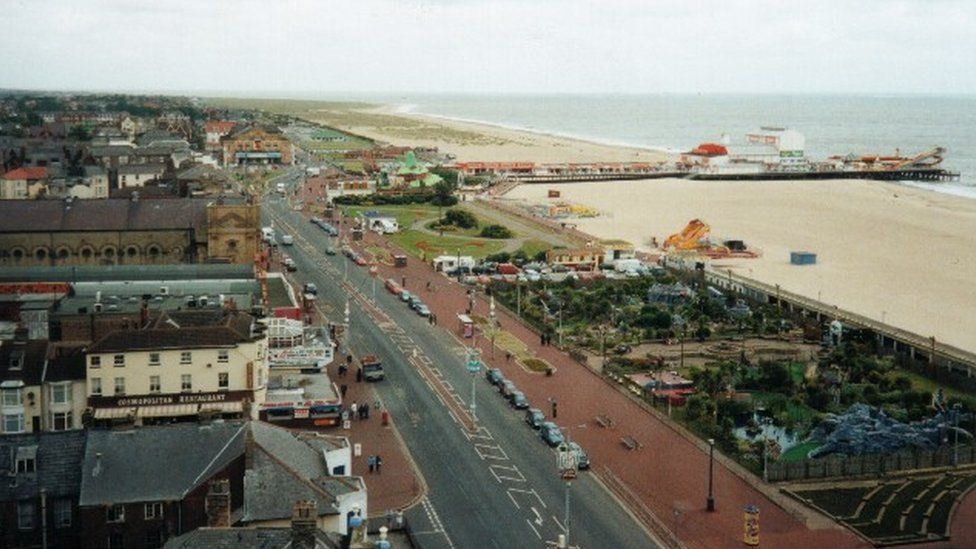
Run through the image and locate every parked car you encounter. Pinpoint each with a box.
[354,255,368,266]
[485,368,504,386]
[525,408,545,429]
[400,291,412,303]
[613,344,632,355]
[540,422,565,447]
[311,217,321,225]
[408,295,423,310]
[303,283,318,295]
[281,234,294,246]
[415,304,431,317]
[324,246,337,256]
[568,441,590,470]
[283,258,297,272]
[509,391,529,409]
[500,380,516,398]
[361,355,384,382]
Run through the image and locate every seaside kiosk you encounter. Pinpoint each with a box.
[457,314,475,338]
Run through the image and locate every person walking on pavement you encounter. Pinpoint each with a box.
[376,455,383,473]
[367,455,376,473]
[363,403,370,419]
[356,367,363,383]
[340,384,348,398]
[350,401,358,420]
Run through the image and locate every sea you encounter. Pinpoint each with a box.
[367,94,976,199]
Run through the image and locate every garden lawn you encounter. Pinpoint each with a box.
[388,230,506,260]
[778,441,818,462]
[345,205,440,228]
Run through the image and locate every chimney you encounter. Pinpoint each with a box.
[244,422,254,470]
[205,479,231,528]
[290,500,317,549]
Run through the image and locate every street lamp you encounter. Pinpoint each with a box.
[343,300,350,356]
[706,438,716,512]
[555,424,586,547]
[488,297,497,360]
[465,348,482,422]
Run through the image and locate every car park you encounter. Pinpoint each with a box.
[485,368,504,385]
[509,391,529,409]
[540,422,565,447]
[568,442,590,470]
[525,408,545,429]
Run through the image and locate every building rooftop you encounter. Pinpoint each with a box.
[164,527,340,549]
[0,339,49,386]
[0,431,87,502]
[118,163,166,175]
[2,166,48,180]
[0,264,256,283]
[79,421,246,506]
[0,197,212,236]
[87,309,261,353]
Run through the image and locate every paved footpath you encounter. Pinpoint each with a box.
[353,230,867,549]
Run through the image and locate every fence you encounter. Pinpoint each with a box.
[767,444,976,482]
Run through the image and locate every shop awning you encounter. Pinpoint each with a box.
[199,401,244,414]
[93,407,135,420]
[137,404,199,418]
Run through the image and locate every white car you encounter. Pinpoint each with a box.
[281,235,294,246]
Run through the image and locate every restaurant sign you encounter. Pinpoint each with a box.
[90,390,251,408]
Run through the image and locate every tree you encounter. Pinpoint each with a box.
[68,125,92,141]
[443,208,477,229]
[479,224,513,239]
[431,180,458,207]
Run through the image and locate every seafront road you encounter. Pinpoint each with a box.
[264,194,660,549]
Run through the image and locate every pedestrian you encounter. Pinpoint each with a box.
[350,401,358,419]
[340,384,348,398]
[338,363,347,377]
[356,367,363,383]
[367,455,376,473]
[551,399,558,419]
[376,455,383,473]
[540,332,546,346]
[426,281,431,291]
[505,351,512,362]
[363,403,370,419]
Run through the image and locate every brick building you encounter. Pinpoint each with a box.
[220,126,293,167]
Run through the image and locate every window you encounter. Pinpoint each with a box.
[16,449,36,473]
[114,354,125,367]
[17,501,34,530]
[8,350,24,370]
[90,355,101,368]
[91,377,102,396]
[50,382,71,405]
[149,376,161,394]
[2,387,21,407]
[149,352,160,366]
[218,373,229,390]
[51,411,72,431]
[4,413,24,433]
[217,350,229,363]
[114,377,125,396]
[106,504,125,523]
[180,351,192,364]
[54,498,72,527]
[181,375,192,392]
[144,502,163,519]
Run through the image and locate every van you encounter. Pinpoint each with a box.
[276,182,286,194]
[281,235,294,246]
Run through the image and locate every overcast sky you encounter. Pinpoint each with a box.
[2,0,974,95]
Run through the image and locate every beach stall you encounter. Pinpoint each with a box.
[457,314,475,338]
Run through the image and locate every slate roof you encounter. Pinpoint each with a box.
[79,422,246,506]
[88,144,135,157]
[0,198,211,236]
[243,422,354,522]
[44,344,90,382]
[0,431,86,501]
[163,527,340,549]
[0,340,48,386]
[119,163,166,175]
[87,310,260,353]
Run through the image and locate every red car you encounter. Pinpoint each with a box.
[354,255,368,267]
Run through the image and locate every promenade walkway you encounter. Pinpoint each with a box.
[352,230,866,549]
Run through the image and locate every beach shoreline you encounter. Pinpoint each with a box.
[504,178,976,352]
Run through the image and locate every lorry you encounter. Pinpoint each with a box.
[361,355,384,381]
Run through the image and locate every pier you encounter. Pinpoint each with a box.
[704,268,976,378]
[502,168,960,184]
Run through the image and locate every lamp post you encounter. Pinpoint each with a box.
[706,438,716,512]
[465,348,481,423]
[488,297,497,360]
[952,403,961,466]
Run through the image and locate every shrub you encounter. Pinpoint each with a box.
[479,224,513,239]
[443,208,478,229]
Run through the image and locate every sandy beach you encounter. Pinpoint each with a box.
[505,179,976,352]
[207,97,668,164]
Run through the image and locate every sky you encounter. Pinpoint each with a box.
[1,0,975,95]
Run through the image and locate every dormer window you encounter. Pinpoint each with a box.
[9,351,24,371]
[15,446,37,474]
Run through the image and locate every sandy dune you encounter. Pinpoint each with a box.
[506,179,976,351]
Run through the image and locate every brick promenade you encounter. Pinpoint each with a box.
[353,230,868,549]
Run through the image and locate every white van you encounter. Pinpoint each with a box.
[276,182,286,194]
[261,227,275,243]
[281,234,294,246]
